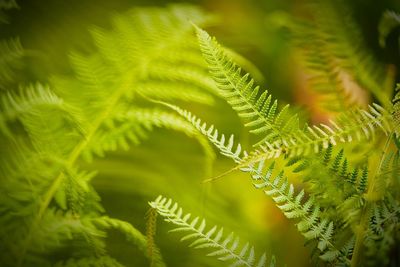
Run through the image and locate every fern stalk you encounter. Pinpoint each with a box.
[18,74,137,266]
[350,133,393,267]
[146,208,159,267]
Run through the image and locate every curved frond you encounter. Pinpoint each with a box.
[379,10,400,48]
[93,216,166,267]
[170,100,391,169]
[93,216,147,253]
[0,37,24,88]
[0,83,81,138]
[1,6,217,266]
[81,107,200,161]
[195,25,299,145]
[161,102,246,163]
[246,104,392,164]
[242,161,343,262]
[150,195,275,267]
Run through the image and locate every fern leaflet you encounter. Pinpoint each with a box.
[150,195,275,267]
[195,25,299,146]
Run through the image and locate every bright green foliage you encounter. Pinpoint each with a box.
[286,146,369,211]
[244,161,339,260]
[164,106,347,263]
[168,22,400,266]
[247,104,392,162]
[196,25,299,146]
[0,83,74,137]
[2,1,400,267]
[160,102,246,164]
[195,27,393,163]
[50,5,218,161]
[150,195,276,267]
[0,5,217,267]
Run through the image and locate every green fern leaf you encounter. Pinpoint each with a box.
[158,102,246,163]
[193,26,392,162]
[195,25,299,146]
[150,195,275,267]
[0,37,24,88]
[242,160,343,262]
[245,104,392,164]
[81,107,201,161]
[1,6,217,266]
[379,10,400,48]
[0,83,81,138]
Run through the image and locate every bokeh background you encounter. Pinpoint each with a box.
[2,0,400,266]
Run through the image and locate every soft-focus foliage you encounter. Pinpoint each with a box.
[1,0,400,267]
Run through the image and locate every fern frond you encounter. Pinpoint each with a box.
[93,216,147,251]
[379,10,400,48]
[81,107,201,161]
[0,83,81,138]
[276,0,393,111]
[4,2,399,266]
[242,160,342,262]
[94,216,166,267]
[195,25,299,146]
[85,5,218,98]
[136,81,214,104]
[246,104,392,163]
[364,195,400,266]
[0,37,24,88]
[165,101,391,197]
[194,26,392,162]
[160,102,246,163]
[150,195,275,267]
[288,146,367,199]
[1,208,108,267]
[368,196,400,238]
[163,101,389,265]
[54,168,100,213]
[8,6,217,265]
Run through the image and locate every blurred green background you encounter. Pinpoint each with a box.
[2,0,400,266]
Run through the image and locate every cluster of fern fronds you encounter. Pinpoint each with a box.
[153,1,400,266]
[1,0,400,266]
[0,4,220,267]
[150,2,400,267]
